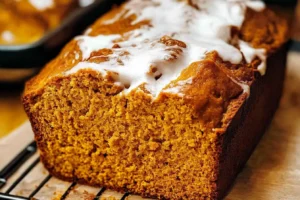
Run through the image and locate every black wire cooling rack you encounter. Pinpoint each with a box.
[0,141,132,200]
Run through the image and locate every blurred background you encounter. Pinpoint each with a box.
[0,0,78,137]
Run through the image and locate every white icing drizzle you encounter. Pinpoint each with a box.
[161,77,194,97]
[75,53,80,60]
[28,0,54,10]
[239,41,267,75]
[76,34,120,59]
[244,1,265,11]
[228,75,250,95]
[101,9,127,25]
[69,0,267,97]
[84,28,92,35]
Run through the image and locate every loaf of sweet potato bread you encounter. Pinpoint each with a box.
[23,0,289,199]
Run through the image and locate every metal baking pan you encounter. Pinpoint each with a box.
[0,0,123,82]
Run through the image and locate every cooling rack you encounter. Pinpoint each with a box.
[0,122,151,200]
[0,141,139,200]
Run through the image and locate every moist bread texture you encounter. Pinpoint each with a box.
[23,0,288,199]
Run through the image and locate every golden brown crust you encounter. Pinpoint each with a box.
[23,4,289,96]
[240,8,289,53]
[216,44,288,199]
[163,55,243,128]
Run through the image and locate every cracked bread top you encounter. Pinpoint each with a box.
[24,0,288,128]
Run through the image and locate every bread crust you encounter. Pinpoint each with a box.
[216,43,288,199]
[23,4,289,95]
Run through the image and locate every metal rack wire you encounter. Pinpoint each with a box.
[0,141,131,200]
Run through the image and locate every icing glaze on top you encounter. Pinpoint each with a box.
[162,77,194,97]
[28,0,54,10]
[68,0,266,97]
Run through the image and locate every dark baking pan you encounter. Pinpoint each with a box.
[0,0,123,82]
[264,0,297,5]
